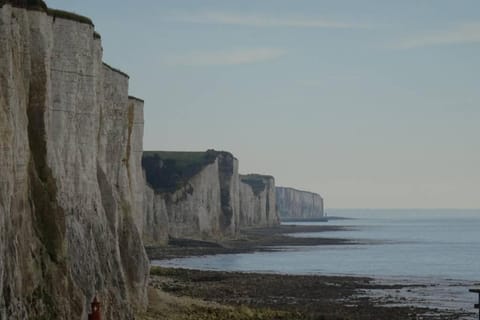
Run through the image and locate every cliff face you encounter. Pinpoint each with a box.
[0,3,148,319]
[127,96,146,233]
[276,187,324,219]
[142,151,240,244]
[239,175,279,227]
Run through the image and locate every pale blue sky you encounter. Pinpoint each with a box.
[47,1,480,209]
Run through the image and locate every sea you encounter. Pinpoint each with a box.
[153,209,480,318]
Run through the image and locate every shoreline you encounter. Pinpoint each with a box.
[141,266,472,320]
[146,224,357,260]
[144,225,476,319]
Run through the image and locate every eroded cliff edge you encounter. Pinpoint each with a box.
[0,2,148,319]
[276,187,324,219]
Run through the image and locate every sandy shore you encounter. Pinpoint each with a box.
[142,225,474,319]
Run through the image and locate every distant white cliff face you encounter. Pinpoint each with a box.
[276,187,324,219]
[143,152,240,244]
[0,3,148,319]
[239,175,279,227]
[142,152,281,244]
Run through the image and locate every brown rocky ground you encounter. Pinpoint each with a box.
[138,267,464,320]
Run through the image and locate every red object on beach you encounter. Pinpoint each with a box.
[88,296,101,320]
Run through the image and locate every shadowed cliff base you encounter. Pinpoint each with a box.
[137,267,466,320]
[146,225,356,260]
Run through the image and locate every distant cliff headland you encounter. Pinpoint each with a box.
[0,1,324,318]
[141,150,281,245]
[276,187,324,220]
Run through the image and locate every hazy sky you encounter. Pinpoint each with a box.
[47,1,479,209]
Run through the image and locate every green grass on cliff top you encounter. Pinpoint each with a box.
[240,174,269,195]
[142,150,220,193]
[0,0,47,10]
[143,151,209,172]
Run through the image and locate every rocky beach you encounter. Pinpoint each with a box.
[144,224,474,320]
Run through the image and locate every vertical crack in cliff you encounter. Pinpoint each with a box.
[25,23,73,318]
[0,5,149,318]
[125,101,134,187]
[97,165,117,235]
[26,46,65,265]
[118,200,148,312]
[218,154,234,232]
[265,190,270,221]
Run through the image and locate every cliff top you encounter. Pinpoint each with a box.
[103,63,130,79]
[48,8,93,26]
[143,150,234,193]
[128,95,145,103]
[0,0,47,10]
[240,173,275,180]
[1,0,94,26]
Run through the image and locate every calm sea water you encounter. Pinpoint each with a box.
[155,209,480,281]
[153,209,480,316]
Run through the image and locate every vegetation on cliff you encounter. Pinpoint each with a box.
[143,150,231,193]
[0,0,47,10]
[240,174,273,196]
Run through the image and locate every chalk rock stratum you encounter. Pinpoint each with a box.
[239,174,278,227]
[276,187,324,219]
[142,150,241,244]
[0,1,148,319]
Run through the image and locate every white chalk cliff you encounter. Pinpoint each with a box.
[276,187,324,219]
[142,151,240,244]
[142,151,282,244]
[0,2,327,319]
[0,2,148,319]
[239,174,278,227]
